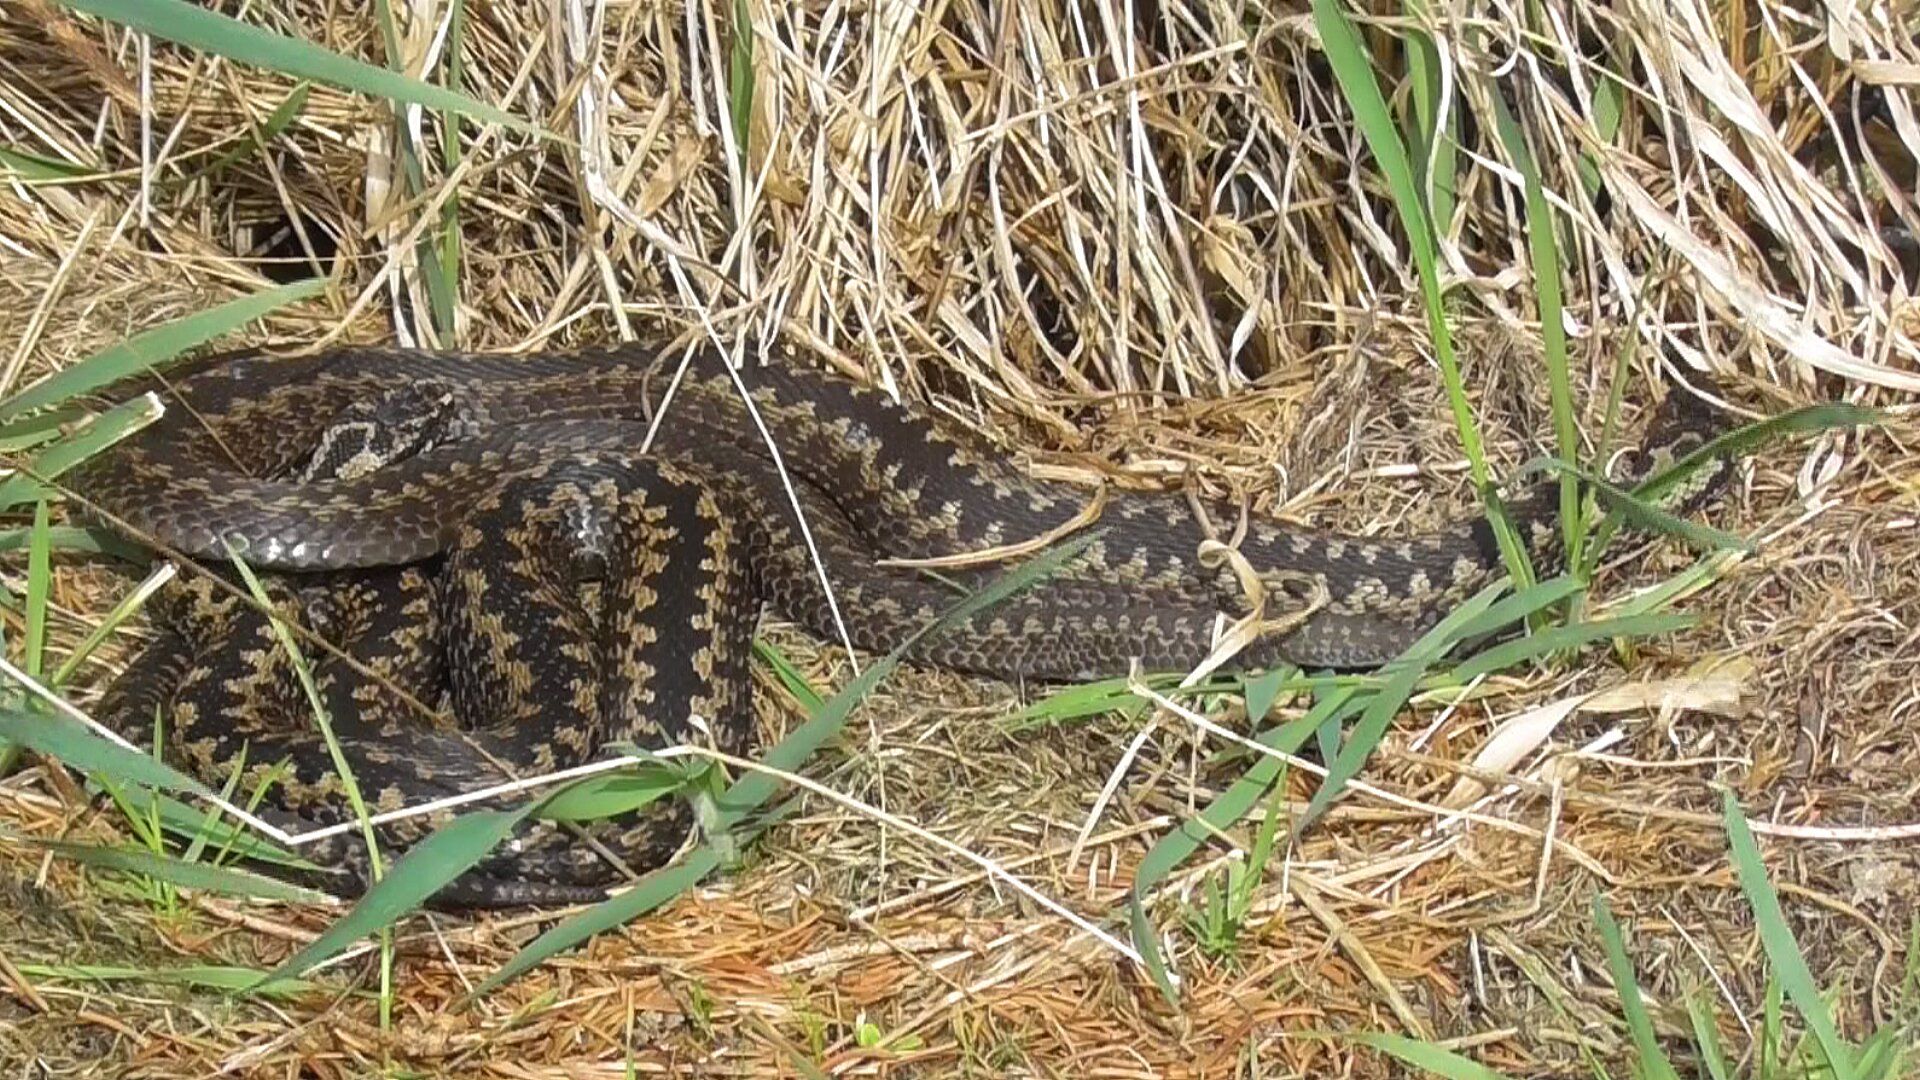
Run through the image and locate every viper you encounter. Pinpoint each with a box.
[67,340,1729,905]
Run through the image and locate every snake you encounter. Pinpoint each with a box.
[65,340,1730,906]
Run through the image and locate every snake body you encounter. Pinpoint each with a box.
[70,342,1726,905]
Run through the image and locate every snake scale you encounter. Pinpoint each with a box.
[68,342,1728,906]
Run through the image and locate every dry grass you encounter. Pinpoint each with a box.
[2,0,1919,1075]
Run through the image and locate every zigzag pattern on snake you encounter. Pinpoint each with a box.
[69,341,1728,906]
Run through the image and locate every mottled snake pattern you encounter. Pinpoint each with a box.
[69,342,1727,906]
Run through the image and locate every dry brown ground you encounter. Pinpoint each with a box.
[1,0,1918,1076]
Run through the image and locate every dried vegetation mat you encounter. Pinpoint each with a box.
[1,0,1919,1075]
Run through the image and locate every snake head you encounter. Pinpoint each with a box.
[294,380,468,483]
[1615,375,1732,515]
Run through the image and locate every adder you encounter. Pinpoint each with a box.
[68,341,1730,906]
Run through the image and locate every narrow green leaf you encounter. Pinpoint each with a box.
[1489,89,1581,577]
[1450,612,1694,685]
[1649,403,1879,505]
[0,278,326,419]
[51,0,539,136]
[1854,1027,1906,1080]
[467,814,784,1001]
[0,705,212,796]
[24,502,51,678]
[261,808,531,984]
[1721,791,1858,1080]
[1578,70,1626,199]
[435,0,469,338]
[534,769,683,822]
[1005,674,1236,731]
[1448,575,1583,643]
[1519,455,1752,554]
[0,395,161,510]
[1311,0,1532,585]
[223,544,392,921]
[1294,653,1425,838]
[18,962,329,999]
[0,406,87,451]
[1591,894,1683,1080]
[1350,1032,1513,1079]
[727,0,755,173]
[753,638,826,713]
[1223,578,1514,843]
[1243,667,1294,725]
[1399,1,1456,230]
[1129,891,1179,1005]
[0,526,124,557]
[1683,989,1735,1080]
[716,534,1101,825]
[198,82,312,178]
[0,145,93,181]
[1598,552,1736,622]
[96,782,314,868]
[51,565,174,688]
[13,833,331,904]
[1135,689,1350,895]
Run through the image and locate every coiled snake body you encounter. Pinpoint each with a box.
[70,343,1726,905]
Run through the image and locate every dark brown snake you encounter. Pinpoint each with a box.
[66,342,1729,906]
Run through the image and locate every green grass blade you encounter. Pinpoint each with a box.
[1578,70,1626,199]
[436,0,469,337]
[1350,1032,1514,1079]
[0,706,213,796]
[0,145,95,181]
[198,82,311,179]
[0,406,89,453]
[1591,894,1683,1080]
[1283,576,1522,836]
[465,806,795,1002]
[1683,989,1734,1080]
[534,769,683,822]
[10,832,331,904]
[1399,1,1457,230]
[97,783,313,869]
[260,808,532,984]
[1854,1028,1906,1080]
[1634,403,1880,509]
[1598,552,1737,623]
[0,526,123,558]
[728,0,755,174]
[0,278,326,418]
[17,962,328,999]
[50,565,174,688]
[24,502,51,678]
[1243,666,1299,725]
[1129,890,1179,1004]
[1489,89,1581,577]
[224,548,392,895]
[1137,690,1350,893]
[753,638,826,713]
[1450,612,1694,685]
[1125,686,1360,1002]
[1009,673,1248,731]
[1519,456,1752,555]
[1761,975,1786,1076]
[1721,790,1858,1080]
[1310,0,1530,585]
[51,0,539,137]
[1448,575,1584,643]
[1294,657,1424,839]
[713,533,1100,823]
[0,395,161,511]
